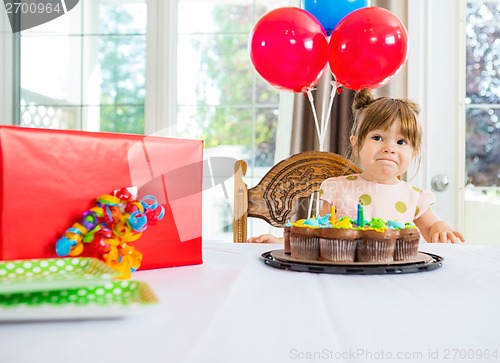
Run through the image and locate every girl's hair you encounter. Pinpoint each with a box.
[349,88,423,167]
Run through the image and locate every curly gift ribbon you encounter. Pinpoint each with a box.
[56,189,165,279]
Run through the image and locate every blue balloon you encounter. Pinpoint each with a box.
[303,0,370,35]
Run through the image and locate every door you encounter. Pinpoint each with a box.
[408,0,499,245]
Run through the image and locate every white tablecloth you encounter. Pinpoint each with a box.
[1,242,500,363]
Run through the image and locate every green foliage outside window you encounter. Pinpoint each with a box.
[98,7,146,135]
[188,5,280,166]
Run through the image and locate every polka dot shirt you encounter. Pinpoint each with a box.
[319,174,436,223]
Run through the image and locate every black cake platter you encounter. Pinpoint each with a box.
[261,249,444,275]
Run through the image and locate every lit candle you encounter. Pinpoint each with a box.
[330,205,336,224]
[357,203,364,227]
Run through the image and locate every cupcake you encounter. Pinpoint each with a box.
[393,223,421,261]
[319,228,360,262]
[356,229,398,263]
[283,225,291,255]
[289,226,320,260]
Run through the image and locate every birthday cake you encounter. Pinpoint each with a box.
[285,207,420,263]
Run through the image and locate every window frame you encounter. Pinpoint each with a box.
[144,0,178,136]
[0,10,15,125]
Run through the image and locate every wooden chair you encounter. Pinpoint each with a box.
[233,151,361,242]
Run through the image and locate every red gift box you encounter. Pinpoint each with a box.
[0,125,203,269]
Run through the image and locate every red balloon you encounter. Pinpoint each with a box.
[249,7,328,92]
[328,7,408,90]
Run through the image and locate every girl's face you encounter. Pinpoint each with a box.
[351,120,414,184]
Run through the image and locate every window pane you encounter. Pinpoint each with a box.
[178,33,255,105]
[177,1,299,239]
[176,105,278,166]
[178,2,217,34]
[256,78,280,104]
[177,105,254,148]
[466,1,500,188]
[19,0,146,133]
[20,104,81,129]
[254,0,299,18]
[177,3,282,163]
[21,36,82,104]
[255,107,279,166]
[86,105,145,134]
[86,34,146,106]
[92,0,147,35]
[465,2,500,104]
[466,107,500,186]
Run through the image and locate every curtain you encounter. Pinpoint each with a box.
[372,0,409,99]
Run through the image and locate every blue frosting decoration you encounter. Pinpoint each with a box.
[388,220,406,229]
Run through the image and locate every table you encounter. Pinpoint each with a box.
[1,242,500,363]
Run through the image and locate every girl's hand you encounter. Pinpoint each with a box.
[246,234,283,244]
[428,221,465,243]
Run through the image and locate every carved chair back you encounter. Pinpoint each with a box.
[233,151,361,242]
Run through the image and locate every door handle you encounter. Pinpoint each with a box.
[431,174,449,192]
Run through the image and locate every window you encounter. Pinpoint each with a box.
[176,1,299,239]
[465,0,500,200]
[18,0,147,133]
[11,0,299,240]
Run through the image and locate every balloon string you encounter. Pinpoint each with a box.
[318,67,329,149]
[319,81,339,150]
[305,87,323,151]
